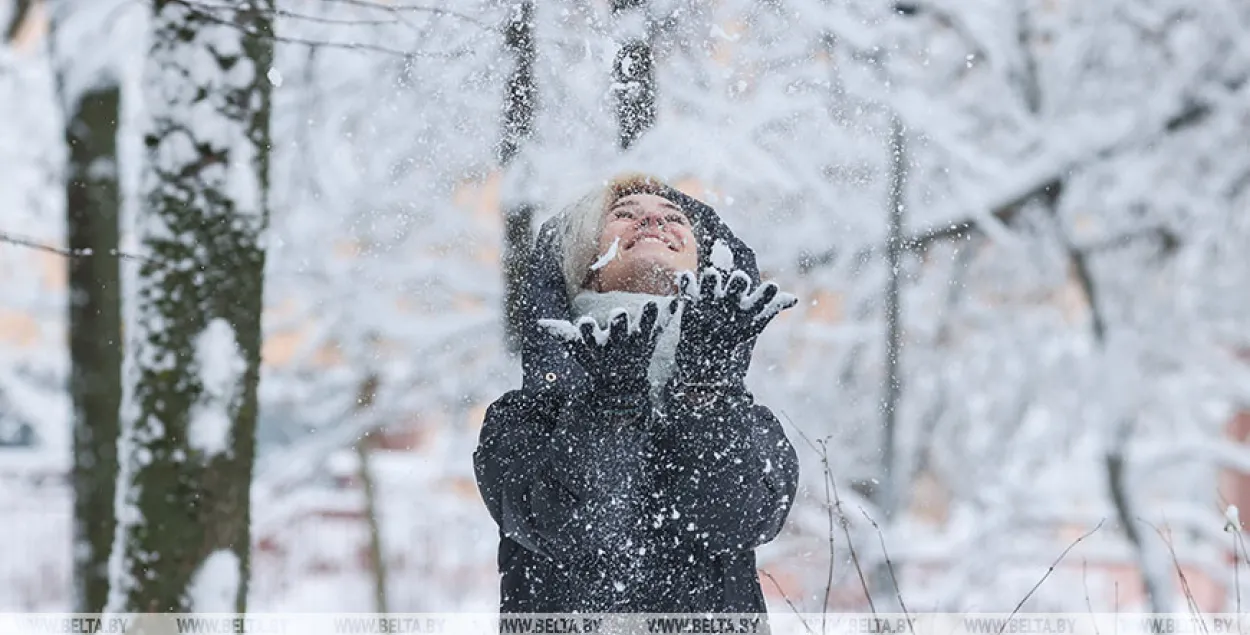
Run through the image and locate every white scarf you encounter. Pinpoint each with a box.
[570,290,682,397]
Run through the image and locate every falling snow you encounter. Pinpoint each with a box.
[1,0,1249,615]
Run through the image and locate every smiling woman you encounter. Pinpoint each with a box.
[590,191,699,295]
[555,174,705,303]
[474,171,800,613]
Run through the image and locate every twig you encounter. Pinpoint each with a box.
[315,0,498,32]
[998,520,1104,633]
[760,569,815,635]
[184,0,396,26]
[0,230,150,262]
[1217,491,1249,624]
[828,456,876,615]
[818,438,837,624]
[1235,536,1242,630]
[0,231,90,258]
[171,0,469,58]
[859,509,913,633]
[783,413,877,615]
[1142,519,1209,634]
[1082,560,1102,635]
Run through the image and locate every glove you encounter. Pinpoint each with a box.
[538,300,669,411]
[672,267,798,386]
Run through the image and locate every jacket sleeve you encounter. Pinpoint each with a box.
[648,387,799,555]
[473,389,653,565]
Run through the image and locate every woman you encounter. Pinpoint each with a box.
[473,174,800,613]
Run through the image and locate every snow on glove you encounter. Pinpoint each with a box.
[673,267,798,385]
[538,300,670,410]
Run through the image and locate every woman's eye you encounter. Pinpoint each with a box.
[666,214,688,225]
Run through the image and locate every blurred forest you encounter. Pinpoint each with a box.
[2,0,1250,615]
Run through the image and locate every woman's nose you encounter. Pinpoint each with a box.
[635,209,666,227]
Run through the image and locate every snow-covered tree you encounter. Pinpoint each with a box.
[49,0,126,612]
[106,0,273,612]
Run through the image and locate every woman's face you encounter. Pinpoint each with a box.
[591,193,699,294]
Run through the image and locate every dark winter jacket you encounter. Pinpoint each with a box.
[473,187,800,613]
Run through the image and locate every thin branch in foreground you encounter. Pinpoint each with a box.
[998,520,1104,634]
[782,413,877,614]
[184,0,396,26]
[315,0,499,32]
[1142,519,1209,635]
[1217,491,1249,622]
[760,570,815,635]
[171,0,469,58]
[1,230,90,258]
[859,509,913,632]
[0,230,151,262]
[818,438,838,623]
[1082,560,1102,635]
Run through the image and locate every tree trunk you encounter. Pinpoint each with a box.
[357,435,389,614]
[106,0,273,613]
[612,1,654,151]
[63,82,123,614]
[499,0,536,353]
[879,115,907,522]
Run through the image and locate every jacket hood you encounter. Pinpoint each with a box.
[518,185,761,396]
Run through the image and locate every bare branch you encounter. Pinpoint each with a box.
[759,570,815,635]
[1082,560,1102,635]
[315,0,498,33]
[859,509,913,631]
[782,413,877,614]
[1142,519,1209,633]
[0,230,151,262]
[798,98,1215,275]
[172,0,470,58]
[1000,520,1104,630]
[185,0,395,26]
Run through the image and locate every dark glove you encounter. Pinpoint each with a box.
[538,300,669,411]
[673,268,797,386]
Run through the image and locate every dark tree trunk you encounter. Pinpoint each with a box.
[879,115,907,521]
[499,0,537,353]
[613,41,655,150]
[64,84,123,614]
[106,0,272,612]
[612,1,654,150]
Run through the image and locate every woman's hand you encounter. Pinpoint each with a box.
[673,268,797,385]
[538,300,669,408]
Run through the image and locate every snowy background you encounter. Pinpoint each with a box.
[3,0,1250,615]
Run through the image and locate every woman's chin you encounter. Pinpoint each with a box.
[599,260,682,295]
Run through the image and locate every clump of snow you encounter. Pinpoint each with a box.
[537,318,583,344]
[709,238,735,270]
[186,550,241,612]
[589,236,620,271]
[188,319,246,458]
